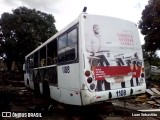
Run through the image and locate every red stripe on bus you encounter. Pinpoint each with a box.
[93,66,141,80]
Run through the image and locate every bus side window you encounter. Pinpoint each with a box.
[66,28,77,61]
[41,59,46,66]
[40,46,46,67]
[34,52,38,68]
[29,55,34,68]
[58,27,78,63]
[58,34,67,63]
[46,57,52,65]
[26,58,30,73]
[47,39,57,65]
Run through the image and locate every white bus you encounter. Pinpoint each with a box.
[24,12,146,106]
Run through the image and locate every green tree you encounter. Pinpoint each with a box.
[138,0,160,54]
[142,44,157,63]
[0,6,57,71]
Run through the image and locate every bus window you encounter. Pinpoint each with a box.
[26,57,30,73]
[29,55,34,68]
[66,28,77,61]
[47,39,57,65]
[34,51,38,68]
[58,28,78,63]
[58,34,67,62]
[40,46,47,67]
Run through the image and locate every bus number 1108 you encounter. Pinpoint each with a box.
[116,89,126,97]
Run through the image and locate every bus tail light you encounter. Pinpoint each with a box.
[90,83,95,90]
[85,70,90,77]
[141,73,144,78]
[141,67,144,72]
[87,77,93,83]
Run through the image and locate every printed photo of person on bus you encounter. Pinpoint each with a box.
[86,24,110,91]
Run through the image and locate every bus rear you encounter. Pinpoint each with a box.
[81,14,146,105]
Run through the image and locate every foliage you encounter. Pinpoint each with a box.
[0,7,57,71]
[138,0,160,53]
[150,55,160,67]
[142,44,156,61]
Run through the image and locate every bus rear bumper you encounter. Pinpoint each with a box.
[81,83,146,105]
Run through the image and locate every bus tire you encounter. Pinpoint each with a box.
[43,81,50,98]
[34,82,40,95]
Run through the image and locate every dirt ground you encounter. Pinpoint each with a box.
[0,80,160,120]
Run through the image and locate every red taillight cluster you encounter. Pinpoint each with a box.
[85,70,90,77]
[141,68,144,77]
[90,83,95,90]
[140,67,144,85]
[87,77,92,83]
[85,70,96,91]
[141,73,144,78]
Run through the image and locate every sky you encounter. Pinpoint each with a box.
[0,0,149,44]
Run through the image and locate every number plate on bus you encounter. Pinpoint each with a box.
[114,76,124,83]
[116,89,126,97]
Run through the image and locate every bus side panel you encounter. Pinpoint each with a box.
[58,63,80,89]
[58,63,82,105]
[24,73,29,87]
[61,89,81,105]
[24,72,34,90]
[49,85,61,102]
